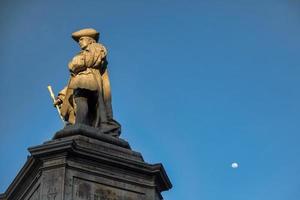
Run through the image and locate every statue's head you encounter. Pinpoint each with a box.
[72,28,99,49]
[78,36,96,49]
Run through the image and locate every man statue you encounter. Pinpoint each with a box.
[54,28,121,137]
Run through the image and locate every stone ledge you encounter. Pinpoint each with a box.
[53,124,130,149]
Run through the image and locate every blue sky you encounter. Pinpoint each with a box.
[1,0,300,199]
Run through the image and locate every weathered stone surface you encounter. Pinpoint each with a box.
[53,124,130,149]
[0,129,172,200]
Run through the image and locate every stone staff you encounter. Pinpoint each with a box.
[47,85,65,124]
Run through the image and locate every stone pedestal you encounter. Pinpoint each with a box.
[0,125,172,200]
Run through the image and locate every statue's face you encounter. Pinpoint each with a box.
[78,36,92,49]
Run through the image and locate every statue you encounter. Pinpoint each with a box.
[53,28,121,137]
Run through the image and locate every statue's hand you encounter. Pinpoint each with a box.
[53,98,63,107]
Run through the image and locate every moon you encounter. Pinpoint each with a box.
[231,162,239,169]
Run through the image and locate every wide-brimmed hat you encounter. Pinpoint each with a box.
[71,28,99,42]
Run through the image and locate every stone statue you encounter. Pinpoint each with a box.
[54,28,121,137]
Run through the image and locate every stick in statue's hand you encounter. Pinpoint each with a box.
[47,85,65,124]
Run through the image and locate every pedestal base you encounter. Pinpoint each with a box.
[0,127,172,200]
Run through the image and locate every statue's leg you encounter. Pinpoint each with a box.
[87,90,98,126]
[74,89,89,125]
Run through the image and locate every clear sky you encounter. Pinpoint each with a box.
[1,0,300,199]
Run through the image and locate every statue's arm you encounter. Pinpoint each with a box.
[97,44,108,74]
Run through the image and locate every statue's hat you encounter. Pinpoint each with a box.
[72,28,99,42]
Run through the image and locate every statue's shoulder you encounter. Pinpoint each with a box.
[87,43,107,57]
[88,42,105,48]
[88,43,106,52]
